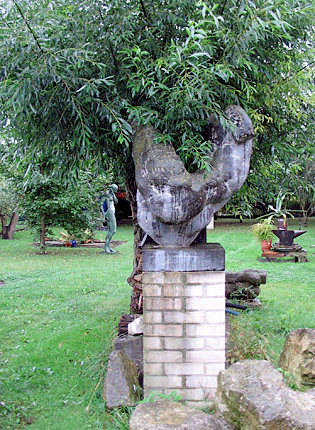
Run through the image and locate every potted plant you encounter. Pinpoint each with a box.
[60,231,76,247]
[264,192,295,230]
[252,219,274,251]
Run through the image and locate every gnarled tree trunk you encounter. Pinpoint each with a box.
[2,212,19,240]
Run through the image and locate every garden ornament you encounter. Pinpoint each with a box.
[102,184,118,254]
[133,105,254,247]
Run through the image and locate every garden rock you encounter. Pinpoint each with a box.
[128,316,143,335]
[215,360,315,429]
[225,269,267,301]
[114,334,143,387]
[118,314,136,336]
[114,335,143,368]
[279,328,315,388]
[129,400,235,430]
[102,350,140,409]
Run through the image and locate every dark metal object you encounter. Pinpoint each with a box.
[226,302,247,310]
[272,230,306,246]
[225,302,247,316]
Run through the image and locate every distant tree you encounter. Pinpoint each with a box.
[0,175,19,239]
[16,164,109,251]
[287,143,315,226]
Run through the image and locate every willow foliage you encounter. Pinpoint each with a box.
[0,0,314,174]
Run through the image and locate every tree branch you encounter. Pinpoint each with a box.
[98,6,119,71]
[12,0,46,59]
[139,0,148,19]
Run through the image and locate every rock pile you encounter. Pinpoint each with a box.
[225,269,267,304]
[129,360,315,429]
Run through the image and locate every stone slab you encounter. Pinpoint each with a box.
[102,350,141,409]
[114,335,143,368]
[142,243,225,272]
[129,400,235,430]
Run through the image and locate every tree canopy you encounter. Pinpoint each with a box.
[0,0,314,207]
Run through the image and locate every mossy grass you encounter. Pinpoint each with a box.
[1,219,315,427]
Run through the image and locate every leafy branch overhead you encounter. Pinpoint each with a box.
[0,0,314,176]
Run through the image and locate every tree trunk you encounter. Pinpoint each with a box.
[125,166,145,270]
[39,164,47,252]
[0,216,6,236]
[40,215,46,249]
[2,212,19,240]
[125,166,145,314]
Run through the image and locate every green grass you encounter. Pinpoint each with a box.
[209,217,315,363]
[1,219,315,428]
[0,227,134,429]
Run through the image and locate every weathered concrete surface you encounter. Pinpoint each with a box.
[142,243,225,272]
[129,400,235,430]
[215,360,315,430]
[133,105,254,246]
[279,328,315,389]
[102,350,140,409]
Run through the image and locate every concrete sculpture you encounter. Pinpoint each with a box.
[133,105,254,246]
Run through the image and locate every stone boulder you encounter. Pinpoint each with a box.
[215,360,315,429]
[114,334,143,387]
[129,400,235,430]
[128,316,143,336]
[279,328,315,389]
[114,335,143,369]
[225,269,267,301]
[102,350,141,409]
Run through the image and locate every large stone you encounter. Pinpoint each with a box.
[114,335,143,368]
[133,105,254,246]
[102,350,141,409]
[215,360,315,430]
[226,269,267,285]
[225,269,267,300]
[129,400,235,430]
[279,328,315,388]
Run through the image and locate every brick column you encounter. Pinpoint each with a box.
[142,243,225,407]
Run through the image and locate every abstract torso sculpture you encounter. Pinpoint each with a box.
[133,106,254,247]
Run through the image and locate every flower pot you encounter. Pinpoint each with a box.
[261,240,272,251]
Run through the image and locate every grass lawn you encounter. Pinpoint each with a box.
[1,219,315,428]
[209,217,315,364]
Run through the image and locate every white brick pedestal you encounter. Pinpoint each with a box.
[142,243,226,406]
